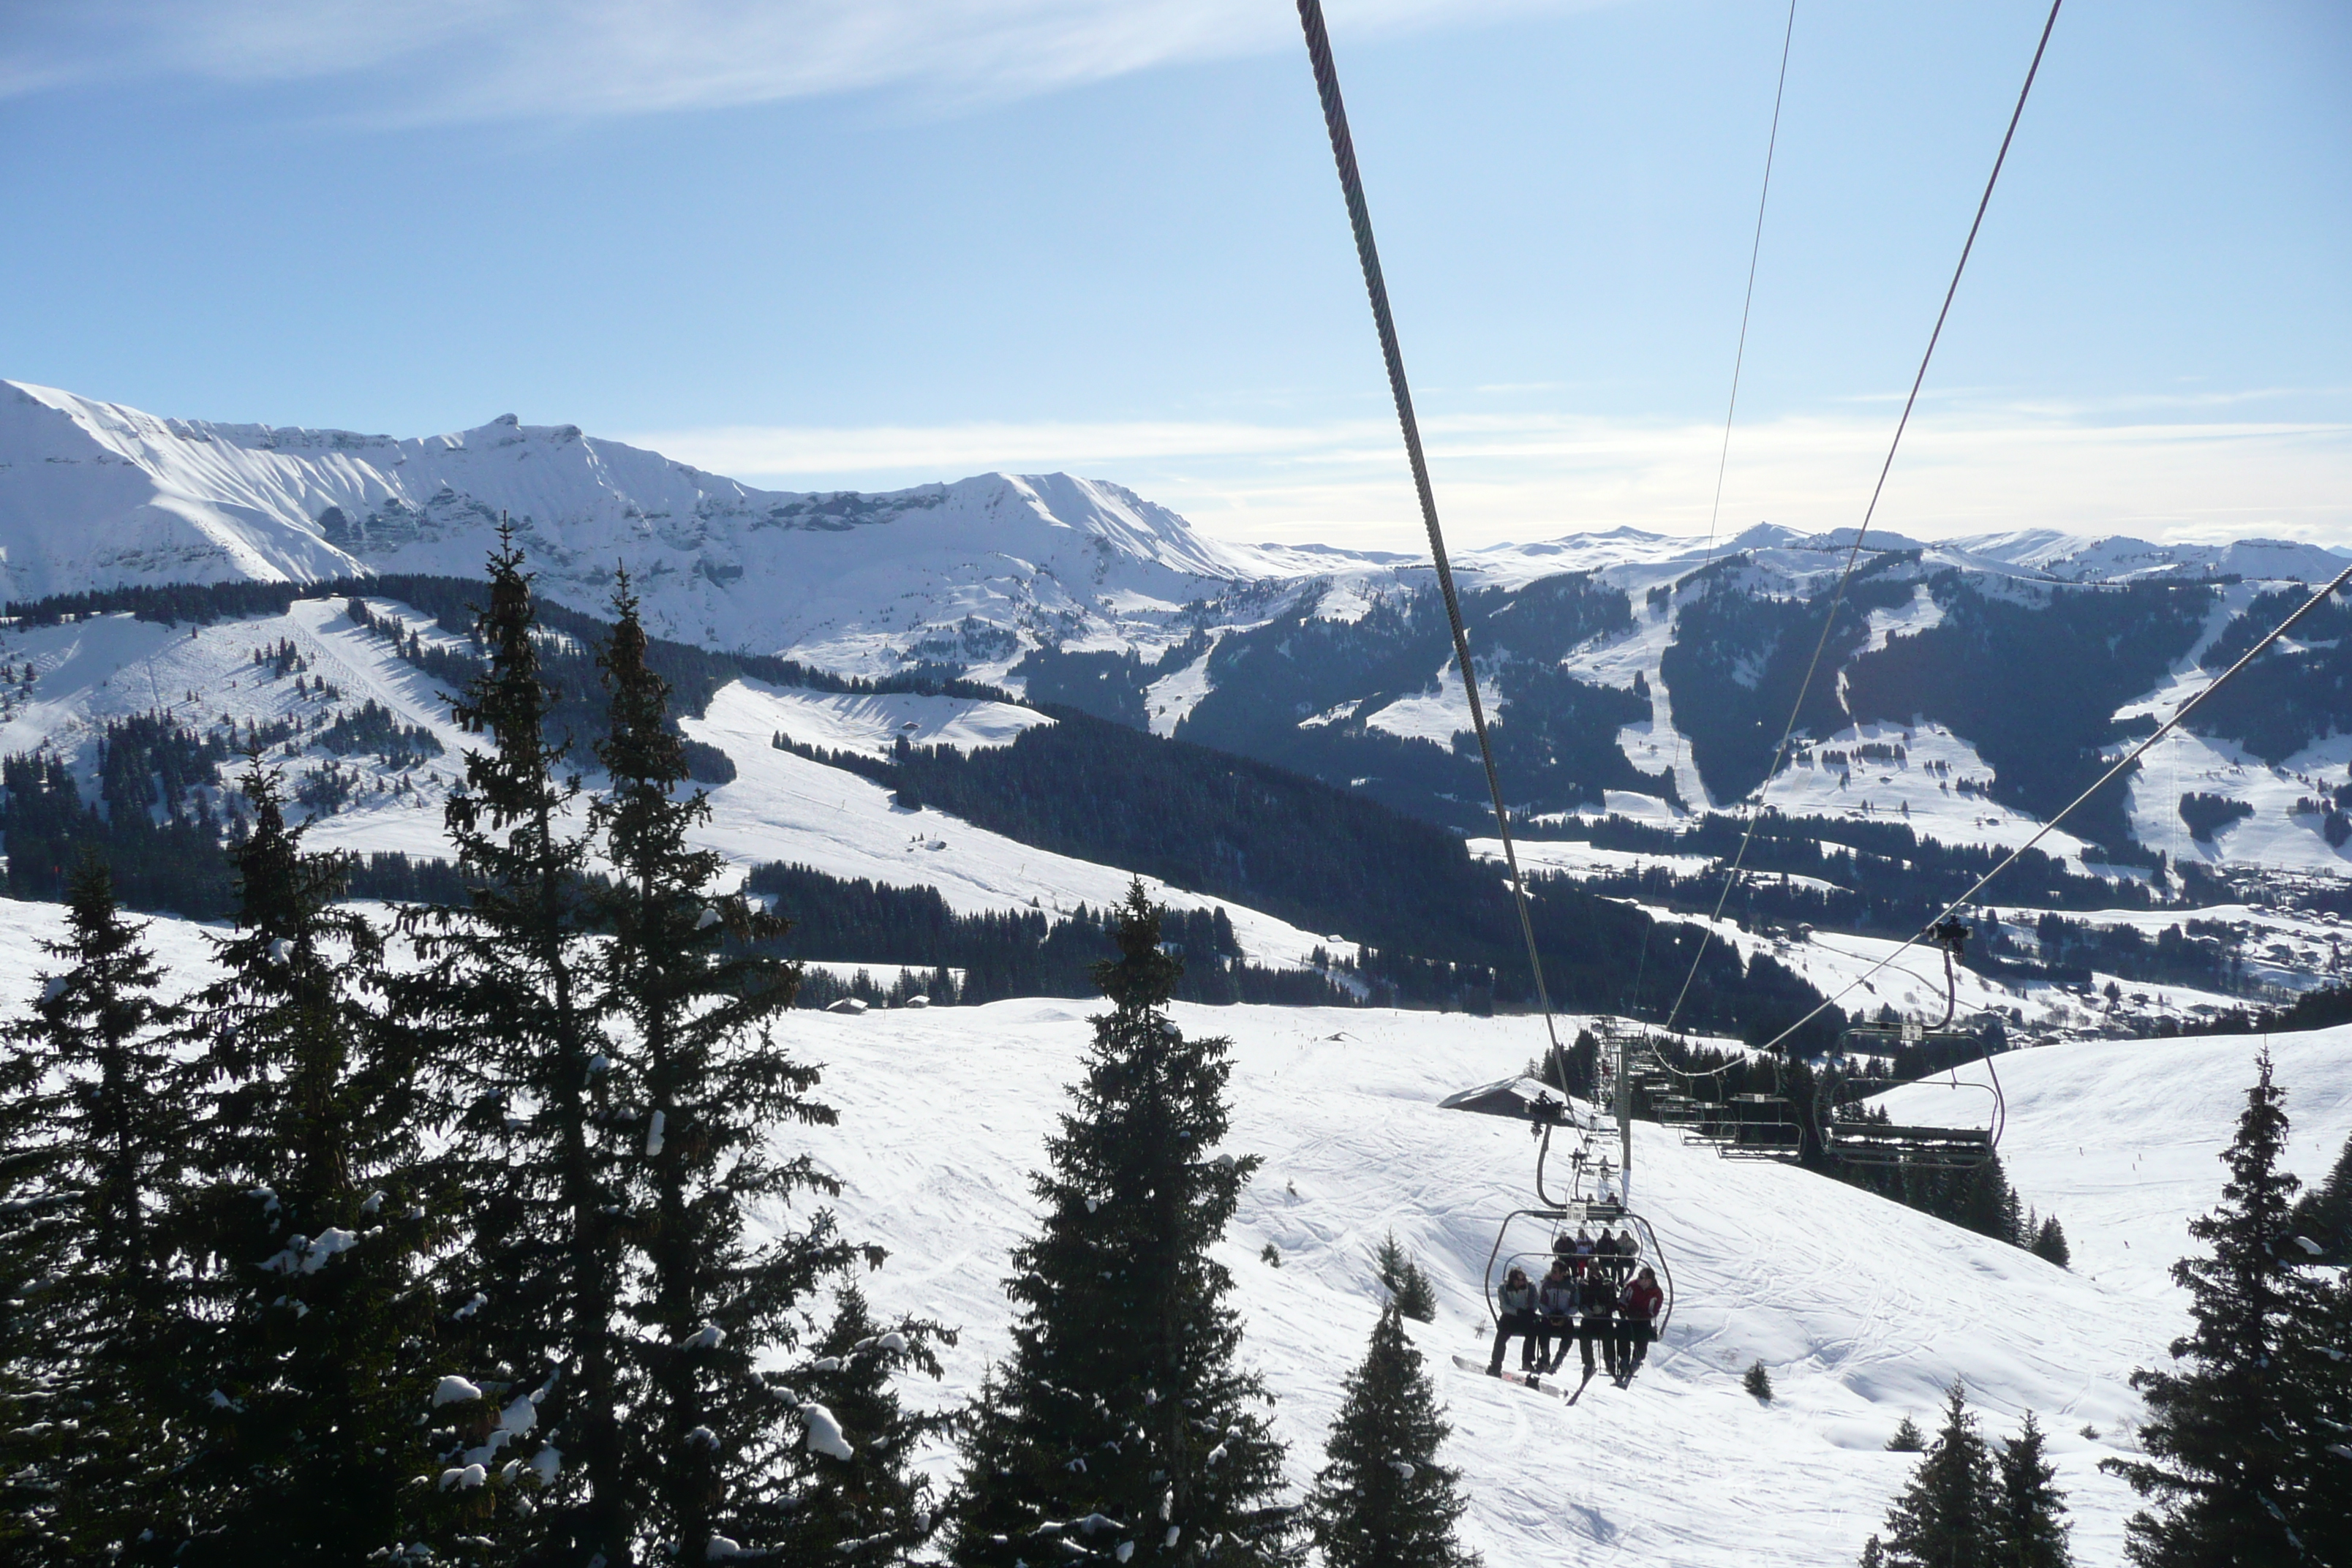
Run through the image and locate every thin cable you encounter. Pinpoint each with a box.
[1666,0,1799,796]
[1757,562,2352,1056]
[1662,0,2065,1033]
[1297,0,1561,1059]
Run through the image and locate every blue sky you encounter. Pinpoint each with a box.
[3,0,2346,552]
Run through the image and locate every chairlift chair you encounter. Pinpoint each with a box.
[1437,1071,1676,1338]
[1820,1019,2005,1170]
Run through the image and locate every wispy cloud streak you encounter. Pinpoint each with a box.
[2,0,1579,121]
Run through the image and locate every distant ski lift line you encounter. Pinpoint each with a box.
[1661,0,2068,1042]
[1752,558,2352,1059]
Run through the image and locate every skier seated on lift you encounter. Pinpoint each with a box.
[1553,1226,1597,1278]
[1558,1267,1616,1380]
[1602,1226,1641,1283]
[1613,1265,1665,1387]
[1534,1257,1578,1373]
[1486,1265,1539,1377]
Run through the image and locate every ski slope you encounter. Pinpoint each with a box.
[0,891,2344,1561]
[780,1002,2352,1567]
[0,600,1358,973]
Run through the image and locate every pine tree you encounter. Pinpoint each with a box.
[0,856,188,1561]
[953,882,1297,1566]
[1374,1231,1437,1323]
[2103,1049,2329,1565]
[1744,1360,1774,1403]
[2277,1265,2352,1566]
[407,529,630,1562]
[592,577,866,1559]
[1303,1303,1477,1568]
[1992,1412,2072,1568]
[760,1284,957,1563]
[2029,1216,2070,1270]
[165,762,450,1564]
[1876,1382,1996,1568]
[1886,1416,1926,1453]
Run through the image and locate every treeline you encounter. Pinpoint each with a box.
[775,715,1847,1048]
[2144,972,2352,1041]
[1561,810,2182,921]
[1,717,238,915]
[0,540,960,1563]
[742,862,1354,1007]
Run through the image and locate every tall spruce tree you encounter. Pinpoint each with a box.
[407,529,631,1563]
[954,882,1297,1566]
[0,857,188,1561]
[166,763,448,1564]
[2103,1050,2331,1565]
[1303,1303,1477,1568]
[1992,1412,2071,1568]
[591,578,867,1559]
[1872,1382,1996,1568]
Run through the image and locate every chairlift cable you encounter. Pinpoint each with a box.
[1667,0,1800,794]
[1627,0,1795,1034]
[1659,0,2066,1036]
[1296,0,1563,1064]
[1754,562,2352,1058]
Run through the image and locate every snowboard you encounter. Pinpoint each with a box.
[1450,1354,1594,1400]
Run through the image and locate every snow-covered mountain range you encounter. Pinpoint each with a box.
[7,378,2351,885]
[8,379,2344,669]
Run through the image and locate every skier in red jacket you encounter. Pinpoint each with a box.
[1614,1266,1665,1387]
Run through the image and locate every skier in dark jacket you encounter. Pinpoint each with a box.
[1615,1265,1665,1386]
[1605,1226,1641,1284]
[1572,1270,1616,1380]
[1487,1265,1539,1376]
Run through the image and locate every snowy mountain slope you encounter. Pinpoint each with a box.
[0,596,1361,977]
[0,851,2335,1567]
[0,381,1262,670]
[1879,1030,2352,1311]
[774,1003,2352,1566]
[8,379,2351,882]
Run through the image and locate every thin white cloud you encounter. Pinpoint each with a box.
[625,404,2352,557]
[1,0,1584,122]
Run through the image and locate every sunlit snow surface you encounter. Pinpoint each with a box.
[0,893,2345,1560]
[777,1000,2352,1567]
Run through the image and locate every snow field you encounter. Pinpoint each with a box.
[734,680,1052,759]
[1879,1029,2352,1310]
[0,870,2343,1559]
[781,1002,2352,1565]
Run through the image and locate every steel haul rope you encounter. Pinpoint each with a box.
[1296,0,1564,1068]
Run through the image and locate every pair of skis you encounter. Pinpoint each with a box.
[1450,1354,1625,1403]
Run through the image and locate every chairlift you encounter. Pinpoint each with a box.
[1439,1039,1676,1338]
[1626,1032,1803,1163]
[1815,918,2005,1169]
